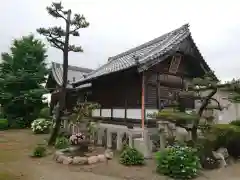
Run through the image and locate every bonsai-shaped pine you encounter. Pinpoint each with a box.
[69,101,100,142]
[150,72,224,142]
[0,35,49,128]
[37,2,89,145]
[221,79,240,103]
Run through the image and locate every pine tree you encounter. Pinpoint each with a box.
[37,2,89,145]
[150,72,224,142]
[221,79,240,103]
[0,35,49,128]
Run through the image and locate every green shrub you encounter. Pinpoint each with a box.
[55,136,70,149]
[39,107,50,119]
[192,139,219,170]
[156,145,201,179]
[0,119,8,130]
[31,118,52,134]
[119,146,144,166]
[230,120,240,127]
[211,124,240,158]
[32,144,46,158]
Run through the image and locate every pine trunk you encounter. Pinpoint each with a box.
[48,10,72,145]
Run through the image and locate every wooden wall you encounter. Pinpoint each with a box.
[86,53,201,110]
[91,68,142,108]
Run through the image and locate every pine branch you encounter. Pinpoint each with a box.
[37,27,65,50]
[46,2,67,21]
[210,97,222,110]
[70,14,89,35]
[68,45,83,52]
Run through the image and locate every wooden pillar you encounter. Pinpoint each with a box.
[157,72,161,109]
[111,108,113,120]
[141,72,146,129]
[124,73,128,124]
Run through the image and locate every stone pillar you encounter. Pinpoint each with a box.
[97,128,103,145]
[128,131,133,148]
[143,130,152,158]
[157,121,167,150]
[107,129,112,149]
[159,130,166,150]
[62,116,69,130]
[116,131,123,151]
[187,131,192,141]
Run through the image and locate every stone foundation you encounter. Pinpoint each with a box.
[53,147,113,165]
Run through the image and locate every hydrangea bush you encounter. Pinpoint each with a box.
[31,118,52,134]
[120,146,145,166]
[156,144,201,180]
[69,133,86,145]
[55,136,70,149]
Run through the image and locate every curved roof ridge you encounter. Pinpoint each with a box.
[52,62,93,73]
[108,23,189,61]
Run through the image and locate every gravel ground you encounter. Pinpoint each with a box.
[1,130,240,180]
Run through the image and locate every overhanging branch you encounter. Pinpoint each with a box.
[210,97,222,110]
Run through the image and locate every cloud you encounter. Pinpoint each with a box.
[0,0,239,81]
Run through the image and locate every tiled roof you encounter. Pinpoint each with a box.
[75,23,211,85]
[51,62,93,88]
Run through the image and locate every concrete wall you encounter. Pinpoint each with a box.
[196,89,240,124]
[213,90,240,124]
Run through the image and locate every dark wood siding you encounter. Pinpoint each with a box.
[146,84,157,108]
[91,69,142,108]
[144,54,195,109]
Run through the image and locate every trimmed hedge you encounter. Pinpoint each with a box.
[120,146,144,166]
[156,145,201,179]
[39,107,50,119]
[0,119,8,130]
[229,120,240,127]
[211,124,240,158]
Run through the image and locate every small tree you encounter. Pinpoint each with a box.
[37,2,89,145]
[0,35,49,128]
[150,72,224,142]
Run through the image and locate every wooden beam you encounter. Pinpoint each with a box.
[90,117,157,128]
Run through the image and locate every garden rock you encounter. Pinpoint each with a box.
[54,151,64,160]
[97,154,107,162]
[88,156,99,164]
[104,149,113,159]
[56,155,65,163]
[59,148,70,153]
[72,156,88,165]
[216,148,229,159]
[212,148,229,168]
[62,156,73,165]
[69,146,81,152]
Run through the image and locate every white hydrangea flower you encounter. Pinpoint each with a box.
[31,118,52,134]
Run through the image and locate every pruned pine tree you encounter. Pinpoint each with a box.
[150,72,224,142]
[37,2,89,145]
[220,79,240,103]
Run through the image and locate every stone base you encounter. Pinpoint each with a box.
[53,148,113,165]
[134,138,152,159]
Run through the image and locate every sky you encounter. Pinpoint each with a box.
[0,0,240,82]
